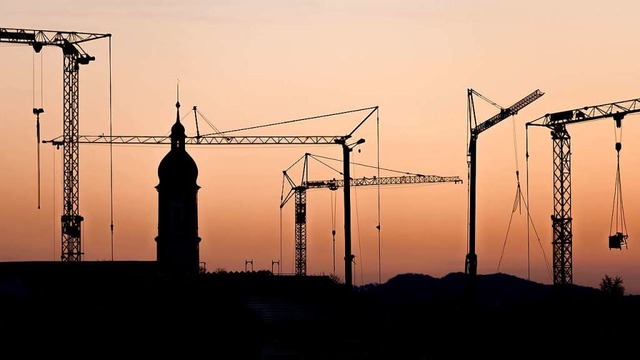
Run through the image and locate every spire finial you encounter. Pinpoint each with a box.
[176,79,181,109]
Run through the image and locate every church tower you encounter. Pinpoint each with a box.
[155,99,201,275]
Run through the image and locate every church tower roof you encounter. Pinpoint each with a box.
[158,100,198,184]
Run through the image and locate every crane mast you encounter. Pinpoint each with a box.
[466,88,544,292]
[1,27,111,262]
[281,157,462,277]
[526,97,640,286]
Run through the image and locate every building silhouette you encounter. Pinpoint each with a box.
[155,100,201,275]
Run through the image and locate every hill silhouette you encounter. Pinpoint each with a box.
[1,261,638,359]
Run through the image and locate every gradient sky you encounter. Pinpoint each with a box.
[2,0,640,294]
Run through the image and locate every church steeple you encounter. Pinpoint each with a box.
[155,91,201,275]
[170,85,186,151]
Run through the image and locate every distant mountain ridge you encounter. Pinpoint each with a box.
[357,271,610,307]
[352,272,640,358]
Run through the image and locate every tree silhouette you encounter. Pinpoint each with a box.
[599,274,625,297]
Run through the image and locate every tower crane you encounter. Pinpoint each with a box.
[43,103,379,288]
[1,27,111,261]
[280,153,463,277]
[526,97,640,286]
[466,88,544,290]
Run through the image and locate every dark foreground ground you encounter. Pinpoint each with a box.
[0,261,638,359]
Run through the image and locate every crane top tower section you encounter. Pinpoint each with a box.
[1,26,111,262]
[0,27,110,58]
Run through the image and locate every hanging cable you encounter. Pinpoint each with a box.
[279,204,283,275]
[279,168,288,274]
[32,50,44,209]
[52,147,57,260]
[496,115,524,272]
[41,51,44,107]
[609,117,628,250]
[32,51,35,109]
[510,115,522,215]
[351,150,364,285]
[331,190,337,274]
[524,126,553,281]
[34,108,43,209]
[497,111,550,277]
[525,126,531,280]
[499,167,552,279]
[108,36,115,261]
[376,108,382,283]
[291,235,296,275]
[497,179,520,272]
[499,119,553,281]
[466,93,472,259]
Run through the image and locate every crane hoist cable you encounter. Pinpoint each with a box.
[108,36,115,261]
[609,117,629,250]
[496,115,524,272]
[496,169,552,278]
[331,190,337,274]
[351,152,364,285]
[376,109,382,283]
[52,147,57,260]
[497,106,551,281]
[34,108,43,210]
[524,127,553,281]
[279,174,286,274]
[32,50,44,210]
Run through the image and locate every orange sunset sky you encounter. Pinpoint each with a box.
[2,1,640,294]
